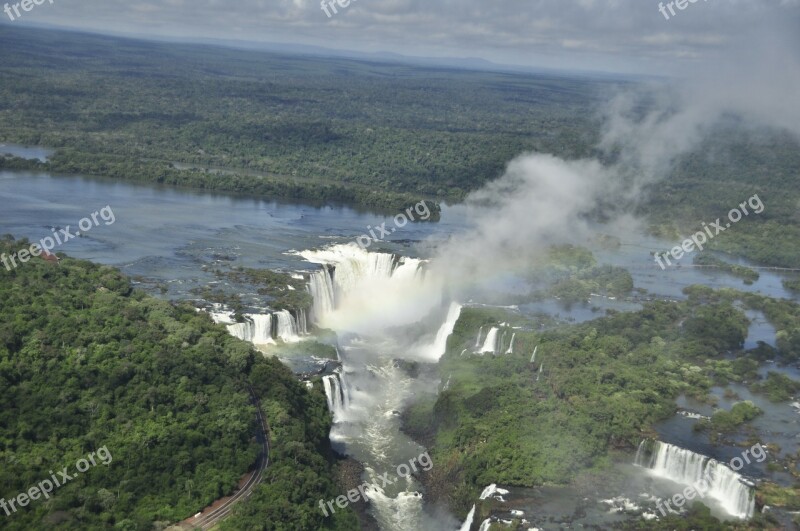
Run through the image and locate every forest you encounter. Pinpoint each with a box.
[0,236,357,530]
[1,26,798,266]
[402,285,800,529]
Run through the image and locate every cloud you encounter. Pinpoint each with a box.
[6,0,798,74]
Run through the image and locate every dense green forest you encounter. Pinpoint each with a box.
[1,27,798,265]
[0,26,605,211]
[0,236,357,530]
[403,287,800,528]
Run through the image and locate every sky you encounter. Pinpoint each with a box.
[2,0,799,75]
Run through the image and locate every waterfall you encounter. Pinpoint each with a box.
[308,265,336,324]
[299,244,438,333]
[322,369,351,422]
[475,326,484,348]
[505,333,515,354]
[298,244,447,529]
[635,440,755,519]
[480,327,500,354]
[226,314,275,345]
[274,310,301,343]
[296,308,308,335]
[459,505,476,531]
[478,519,492,531]
[425,302,463,361]
[530,345,537,363]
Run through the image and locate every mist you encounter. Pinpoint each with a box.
[429,18,800,298]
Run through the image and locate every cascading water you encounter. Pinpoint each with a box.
[307,265,335,323]
[475,326,484,348]
[505,333,515,354]
[296,308,308,335]
[299,243,458,530]
[459,505,476,531]
[323,369,351,422]
[479,327,500,354]
[634,440,755,519]
[425,302,463,361]
[274,310,301,343]
[224,313,276,345]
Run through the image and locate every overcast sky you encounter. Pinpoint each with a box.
[2,0,799,75]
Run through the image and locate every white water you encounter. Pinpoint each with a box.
[459,505,476,531]
[299,244,459,530]
[275,310,301,342]
[322,369,351,422]
[505,333,515,354]
[425,302,463,361]
[226,313,276,345]
[634,440,755,519]
[479,327,500,354]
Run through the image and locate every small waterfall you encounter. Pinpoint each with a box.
[274,310,301,343]
[498,330,507,354]
[251,314,273,344]
[506,333,515,354]
[459,505,476,531]
[295,308,308,335]
[536,364,543,381]
[530,345,537,363]
[475,326,484,348]
[479,327,500,354]
[226,314,275,345]
[478,519,492,531]
[426,302,462,360]
[322,369,351,422]
[635,439,755,519]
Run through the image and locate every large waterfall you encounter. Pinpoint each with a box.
[299,244,438,333]
[299,243,458,530]
[634,440,755,519]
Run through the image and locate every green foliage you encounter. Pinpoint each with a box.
[0,238,356,529]
[694,253,760,284]
[221,360,359,530]
[0,27,609,214]
[405,294,783,513]
[696,401,762,433]
[751,372,800,402]
[783,278,800,293]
